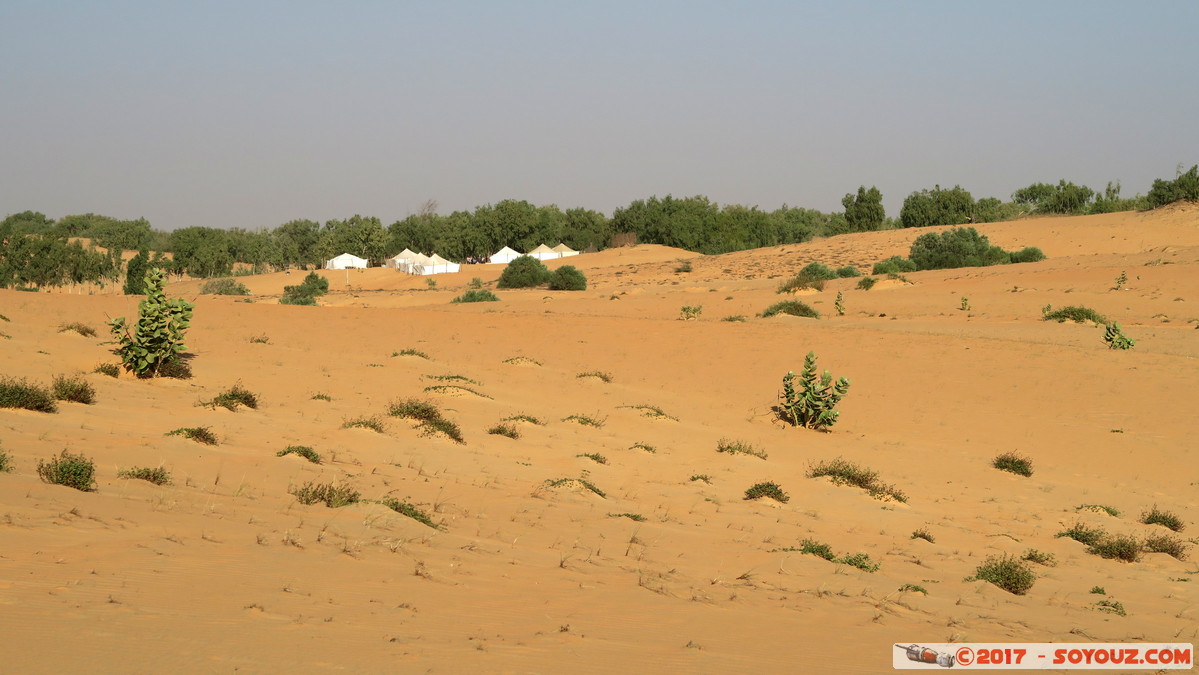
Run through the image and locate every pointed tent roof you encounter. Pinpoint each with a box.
[529,244,554,255]
[408,253,431,265]
[492,245,519,256]
[551,243,577,253]
[393,248,418,260]
[425,253,450,265]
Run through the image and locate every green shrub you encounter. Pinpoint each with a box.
[974,555,1036,595]
[342,416,386,433]
[1094,599,1126,616]
[910,528,935,543]
[1057,522,1106,546]
[835,266,861,278]
[576,371,612,383]
[156,358,192,379]
[502,414,544,425]
[630,442,657,453]
[0,377,57,412]
[795,538,835,560]
[310,393,332,401]
[674,261,693,273]
[1146,164,1199,208]
[689,474,711,483]
[543,477,606,498]
[381,498,437,528]
[280,272,328,305]
[200,278,250,295]
[1009,247,1046,264]
[908,227,1011,270]
[388,398,464,443]
[37,450,95,491]
[1076,504,1121,517]
[679,305,703,320]
[1088,534,1141,562]
[52,374,95,405]
[497,255,551,289]
[1104,323,1135,350]
[1042,305,1108,324]
[206,383,259,411]
[871,256,917,275]
[836,552,881,573]
[716,438,767,459]
[290,482,360,508]
[107,268,194,378]
[992,452,1033,477]
[721,314,747,322]
[393,348,429,359]
[487,423,521,439]
[562,414,605,428]
[118,466,171,485]
[808,458,906,502]
[778,262,837,292]
[1143,534,1188,560]
[276,445,321,463]
[451,289,500,303]
[608,512,647,522]
[760,300,819,318]
[1090,586,1106,595]
[577,452,607,464]
[744,482,789,503]
[58,322,97,337]
[468,277,483,289]
[547,265,587,291]
[1022,549,1057,566]
[779,351,850,430]
[1140,506,1184,532]
[93,363,120,378]
[855,276,877,291]
[166,426,218,445]
[0,446,12,472]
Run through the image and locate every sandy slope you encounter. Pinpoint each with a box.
[2,208,1198,673]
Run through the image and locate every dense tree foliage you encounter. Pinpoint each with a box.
[1147,165,1199,208]
[841,186,886,232]
[0,217,120,290]
[900,185,975,228]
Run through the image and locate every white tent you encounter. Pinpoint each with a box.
[488,246,522,264]
[406,253,431,274]
[409,253,460,275]
[551,243,579,258]
[528,244,556,261]
[325,253,368,270]
[385,248,419,270]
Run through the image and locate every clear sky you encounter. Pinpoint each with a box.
[2,1,1196,230]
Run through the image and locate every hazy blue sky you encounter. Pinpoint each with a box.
[2,1,1196,230]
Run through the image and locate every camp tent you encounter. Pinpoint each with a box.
[551,243,579,258]
[325,253,368,270]
[424,253,460,275]
[528,243,556,261]
[385,249,419,270]
[488,246,522,264]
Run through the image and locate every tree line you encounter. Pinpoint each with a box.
[3,165,1195,289]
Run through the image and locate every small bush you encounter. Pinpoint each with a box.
[291,481,360,508]
[577,452,607,464]
[166,426,218,445]
[93,363,120,378]
[808,458,906,502]
[716,438,767,460]
[608,512,647,522]
[797,539,836,561]
[1076,504,1121,517]
[1042,305,1108,324]
[1103,322,1135,350]
[388,399,463,442]
[279,290,317,305]
[674,261,693,273]
[207,383,259,411]
[679,305,703,320]
[52,374,95,405]
[689,474,711,483]
[1091,586,1106,595]
[58,322,97,337]
[118,466,171,485]
[1022,549,1057,566]
[276,445,321,463]
[721,314,747,322]
[992,451,1033,477]
[911,528,935,543]
[497,255,551,289]
[855,276,877,290]
[342,416,386,433]
[871,256,917,275]
[777,263,837,293]
[156,358,192,379]
[451,289,500,303]
[0,446,12,472]
[1009,247,1046,264]
[835,266,861,278]
[1143,534,1188,560]
[1088,534,1142,562]
[837,552,881,573]
[778,351,849,430]
[1094,599,1126,616]
[200,278,250,295]
[760,300,819,318]
[974,555,1036,595]
[576,371,612,383]
[393,348,429,359]
[630,442,657,453]
[0,377,57,412]
[544,477,606,498]
[1057,522,1107,546]
[37,450,95,491]
[381,498,437,528]
[744,482,789,503]
[502,414,544,425]
[310,393,332,401]
[547,265,587,291]
[898,584,928,594]
[1140,506,1184,532]
[468,277,483,289]
[487,423,520,439]
[248,334,270,344]
[562,414,605,428]
[908,227,1012,270]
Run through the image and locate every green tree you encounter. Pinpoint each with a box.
[124,249,150,294]
[900,185,975,228]
[841,186,885,232]
[1012,180,1095,214]
[319,215,387,264]
[497,255,551,289]
[1146,165,1199,208]
[908,227,1010,270]
[108,268,194,377]
[170,227,234,277]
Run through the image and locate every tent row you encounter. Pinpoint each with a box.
[488,243,578,264]
[324,242,580,274]
[384,249,461,275]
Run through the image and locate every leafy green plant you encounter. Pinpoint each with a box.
[52,374,95,404]
[342,416,385,433]
[855,276,877,291]
[1143,534,1188,560]
[310,393,332,401]
[871,256,917,275]
[716,438,767,460]
[1042,305,1108,324]
[744,482,789,503]
[760,300,819,318]
[0,377,57,412]
[451,289,500,303]
[425,278,437,289]
[277,445,321,463]
[200,278,250,295]
[1090,586,1106,595]
[778,351,850,430]
[1140,506,1184,532]
[608,512,647,522]
[992,451,1033,477]
[381,498,437,528]
[577,452,608,464]
[777,263,837,292]
[290,481,360,508]
[468,277,483,289]
[1103,323,1135,350]
[248,334,270,344]
[487,423,520,439]
[206,383,259,411]
[1057,522,1107,546]
[562,414,605,428]
[834,291,845,316]
[280,272,329,305]
[911,528,935,543]
[58,322,97,337]
[107,268,194,378]
[808,458,906,502]
[1113,270,1128,291]
[576,371,613,383]
[837,552,881,573]
[1088,534,1142,562]
[0,445,12,472]
[793,538,835,560]
[165,426,218,445]
[973,555,1036,595]
[689,474,711,483]
[37,450,96,491]
[898,584,928,594]
[1022,549,1057,566]
[679,305,703,320]
[960,297,970,311]
[836,266,860,278]
[548,265,587,291]
[388,398,464,443]
[1094,599,1126,616]
[497,255,551,289]
[118,466,171,485]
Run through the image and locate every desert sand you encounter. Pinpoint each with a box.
[2,207,1197,673]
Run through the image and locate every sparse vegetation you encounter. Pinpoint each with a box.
[423,384,492,399]
[679,305,703,320]
[871,256,917,275]
[342,416,386,433]
[837,552,881,573]
[393,348,429,359]
[577,452,608,464]
[1094,599,1126,616]
[898,584,928,594]
[777,263,837,293]
[674,261,692,273]
[807,458,906,502]
[716,438,767,460]
[206,383,259,411]
[760,300,819,319]
[1088,534,1142,562]
[381,498,437,528]
[992,451,1033,477]
[792,538,835,561]
[36,450,96,491]
[544,477,606,498]
[310,393,332,401]
[562,414,605,428]
[290,481,360,508]
[834,291,845,316]
[721,314,747,322]
[911,528,935,543]
[1140,506,1184,532]
[608,512,647,522]
[689,474,710,483]
[1113,270,1128,291]
[960,297,970,311]
[1076,504,1121,517]
[276,445,321,463]
[1090,586,1106,595]
[58,322,97,337]
[630,442,657,453]
[248,334,270,344]
[1022,549,1057,566]
[107,268,194,378]
[388,398,464,443]
[855,276,877,291]
[200,278,250,295]
[1143,534,1188,560]
[1057,522,1107,546]
[280,272,329,305]
[501,355,541,366]
[778,351,850,430]
[0,377,57,412]
[52,374,95,404]
[973,555,1036,595]
[165,426,218,445]
[0,446,12,472]
[1042,305,1108,324]
[118,466,171,485]
[744,482,789,503]
[617,404,677,421]
[502,414,544,425]
[487,423,521,439]
[451,289,500,303]
[1103,322,1135,350]
[576,371,613,383]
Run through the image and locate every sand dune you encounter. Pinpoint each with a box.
[2,208,1197,673]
